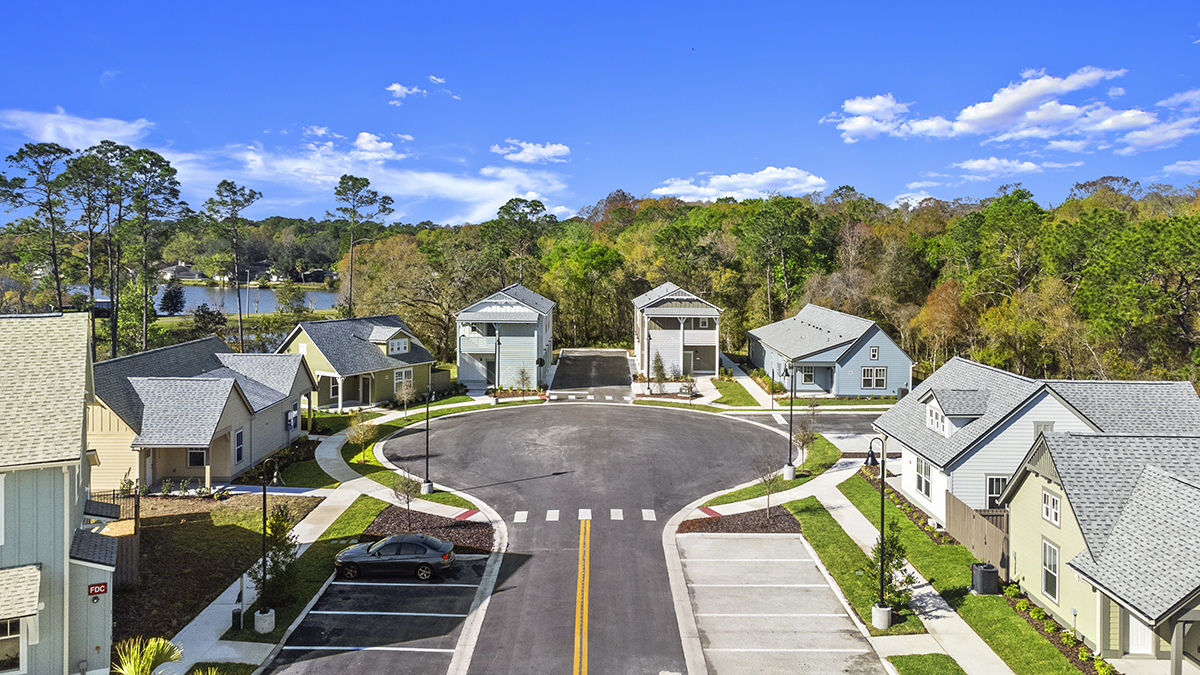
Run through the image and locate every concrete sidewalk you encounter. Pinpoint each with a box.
[682,433,1017,675]
[719,353,776,408]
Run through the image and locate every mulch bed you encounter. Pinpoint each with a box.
[858,466,959,546]
[362,506,494,554]
[493,390,545,399]
[1005,591,1121,675]
[635,393,699,400]
[677,506,802,534]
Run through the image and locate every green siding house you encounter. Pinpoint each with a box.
[0,312,119,675]
[277,315,440,411]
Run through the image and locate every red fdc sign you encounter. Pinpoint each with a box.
[87,583,107,596]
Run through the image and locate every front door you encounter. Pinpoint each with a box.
[485,359,496,386]
[683,352,694,376]
[361,377,371,404]
[1129,616,1155,654]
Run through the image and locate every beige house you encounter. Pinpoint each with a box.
[1001,433,1200,673]
[277,315,441,411]
[89,337,317,491]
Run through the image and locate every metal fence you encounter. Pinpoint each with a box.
[89,489,139,520]
[945,491,1009,582]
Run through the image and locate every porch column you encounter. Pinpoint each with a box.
[204,449,211,491]
[1171,620,1186,675]
[1096,592,1108,656]
[337,376,345,413]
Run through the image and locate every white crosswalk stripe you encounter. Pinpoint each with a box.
[514,511,527,523]
[546,509,559,521]
[549,395,558,400]
[610,508,623,520]
[511,508,659,523]
[605,395,613,400]
[579,508,592,520]
[624,396,632,401]
[642,509,656,521]
[568,395,576,400]
[772,413,786,425]
[587,395,595,400]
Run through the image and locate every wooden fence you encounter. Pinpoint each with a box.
[115,533,140,587]
[945,492,1009,582]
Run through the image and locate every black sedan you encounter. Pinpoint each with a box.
[334,533,456,581]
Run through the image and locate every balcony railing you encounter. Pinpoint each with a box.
[459,335,497,352]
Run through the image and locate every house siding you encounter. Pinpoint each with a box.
[947,391,1092,510]
[835,326,912,397]
[87,401,139,490]
[896,440,950,524]
[69,560,113,674]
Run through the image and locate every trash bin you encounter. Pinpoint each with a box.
[972,562,999,595]
[231,608,243,630]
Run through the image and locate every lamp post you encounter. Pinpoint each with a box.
[864,437,890,629]
[780,363,797,480]
[422,385,434,494]
[770,366,775,411]
[492,324,502,402]
[260,457,285,618]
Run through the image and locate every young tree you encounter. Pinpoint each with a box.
[327,175,393,318]
[392,466,421,531]
[516,367,532,393]
[396,377,415,416]
[346,411,379,463]
[753,447,784,522]
[204,180,262,351]
[652,351,667,395]
[159,277,184,316]
[0,143,75,309]
[860,517,917,609]
[247,503,299,610]
[192,303,227,337]
[793,396,819,469]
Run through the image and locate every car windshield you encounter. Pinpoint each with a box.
[367,539,389,554]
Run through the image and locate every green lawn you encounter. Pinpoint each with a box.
[632,399,722,413]
[777,396,898,407]
[838,473,1080,675]
[281,459,339,489]
[704,435,841,506]
[709,378,759,406]
[428,394,474,406]
[889,654,969,675]
[436,361,458,380]
[308,410,381,435]
[222,494,390,643]
[187,663,257,675]
[785,497,924,636]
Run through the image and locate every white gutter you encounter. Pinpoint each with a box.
[62,465,70,675]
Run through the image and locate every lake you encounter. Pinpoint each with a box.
[153,285,339,315]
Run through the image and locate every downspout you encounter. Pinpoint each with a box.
[62,465,70,675]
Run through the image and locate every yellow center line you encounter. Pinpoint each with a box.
[573,518,592,675]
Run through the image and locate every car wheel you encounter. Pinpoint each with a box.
[416,563,434,581]
[341,563,360,580]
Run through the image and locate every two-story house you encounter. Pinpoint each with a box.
[90,337,317,490]
[0,312,118,675]
[632,282,722,377]
[456,284,555,390]
[1001,433,1200,671]
[873,357,1200,528]
[277,315,438,412]
[747,304,913,397]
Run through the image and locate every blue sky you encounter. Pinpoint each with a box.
[2,1,1198,224]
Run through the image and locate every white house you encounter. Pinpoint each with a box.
[873,357,1200,526]
[455,284,555,390]
[632,282,722,377]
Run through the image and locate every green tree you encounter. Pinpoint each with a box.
[123,148,187,351]
[204,180,262,351]
[158,277,184,316]
[327,175,393,317]
[482,197,555,286]
[89,140,137,360]
[62,149,117,357]
[192,303,227,337]
[0,143,75,308]
[247,502,299,610]
[861,517,917,609]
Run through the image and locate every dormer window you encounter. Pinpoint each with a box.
[388,338,409,355]
[926,403,948,436]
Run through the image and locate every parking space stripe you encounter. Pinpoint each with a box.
[550,395,558,400]
[282,646,455,653]
[568,395,576,400]
[586,395,595,400]
[578,508,592,520]
[708,648,870,653]
[684,558,813,562]
[514,511,528,523]
[610,508,623,520]
[688,584,828,588]
[331,581,479,588]
[547,509,560,521]
[696,613,846,617]
[642,509,656,521]
[310,610,469,617]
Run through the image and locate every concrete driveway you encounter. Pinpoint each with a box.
[678,533,883,674]
[547,349,633,402]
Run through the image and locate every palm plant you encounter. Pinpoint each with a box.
[111,636,183,675]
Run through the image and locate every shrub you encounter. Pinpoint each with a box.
[177,479,190,497]
[1095,660,1114,675]
[160,479,173,496]
[1078,645,1092,662]
[118,469,135,498]
[1016,599,1030,612]
[1043,618,1059,633]
[1002,584,1020,599]
[1029,606,1046,621]
[1060,632,1078,647]
[138,481,151,497]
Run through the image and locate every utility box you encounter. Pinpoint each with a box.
[972,562,999,595]
[232,608,243,630]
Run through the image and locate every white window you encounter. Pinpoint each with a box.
[394,368,413,393]
[1042,540,1059,602]
[188,448,206,468]
[870,346,879,360]
[330,378,339,399]
[388,338,410,355]
[1042,490,1061,526]
[699,318,708,328]
[926,404,947,435]
[916,457,932,499]
[286,402,299,431]
[862,366,887,389]
[0,617,22,673]
[986,476,1008,509]
[235,430,244,464]
[800,365,814,385]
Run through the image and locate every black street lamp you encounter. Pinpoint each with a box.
[864,437,889,629]
[422,385,435,495]
[261,457,285,613]
[780,363,797,479]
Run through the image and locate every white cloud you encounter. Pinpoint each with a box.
[489,138,570,164]
[1041,161,1084,169]
[1116,117,1200,153]
[891,191,933,208]
[395,134,414,141]
[1108,87,1126,98]
[820,94,908,143]
[952,157,1043,178]
[651,166,827,201]
[0,107,153,148]
[1164,159,1200,175]
[350,132,406,161]
[385,83,426,106]
[905,180,941,189]
[100,70,120,84]
[428,75,446,84]
[1158,88,1200,111]
[1047,139,1090,152]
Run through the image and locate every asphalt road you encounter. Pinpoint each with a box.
[380,403,887,674]
[549,349,633,401]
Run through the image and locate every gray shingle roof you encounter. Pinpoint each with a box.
[931,389,991,416]
[128,378,241,447]
[0,313,90,468]
[70,529,118,569]
[290,315,435,376]
[84,499,121,521]
[215,354,308,402]
[93,337,233,433]
[748,304,877,361]
[497,284,555,314]
[634,282,721,317]
[0,565,41,618]
[1046,380,1200,434]
[632,282,682,309]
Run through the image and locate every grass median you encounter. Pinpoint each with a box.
[888,654,968,675]
[784,497,924,636]
[838,473,1079,675]
[710,378,759,406]
[222,494,390,644]
[632,399,723,413]
[704,435,841,506]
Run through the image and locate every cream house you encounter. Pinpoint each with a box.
[89,337,316,490]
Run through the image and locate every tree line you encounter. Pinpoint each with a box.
[3,138,1198,384]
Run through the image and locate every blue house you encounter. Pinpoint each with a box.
[747,304,912,397]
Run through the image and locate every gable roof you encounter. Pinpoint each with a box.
[928,388,991,416]
[0,313,91,468]
[283,315,435,376]
[497,284,555,314]
[875,356,1200,468]
[214,353,315,406]
[456,284,555,323]
[128,377,249,447]
[1012,433,1200,625]
[632,282,722,316]
[748,304,877,361]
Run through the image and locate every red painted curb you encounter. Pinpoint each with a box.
[455,509,480,520]
[699,506,721,518]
